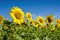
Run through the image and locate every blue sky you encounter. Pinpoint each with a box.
[0,0,60,20]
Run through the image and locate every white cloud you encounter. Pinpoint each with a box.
[32,14,37,20]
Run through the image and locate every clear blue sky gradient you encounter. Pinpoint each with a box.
[0,0,60,20]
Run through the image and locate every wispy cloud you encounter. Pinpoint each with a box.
[32,14,37,20]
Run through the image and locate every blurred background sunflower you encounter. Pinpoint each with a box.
[0,15,4,25]
[33,20,38,28]
[37,16,45,26]
[56,19,60,27]
[26,12,32,21]
[46,15,54,24]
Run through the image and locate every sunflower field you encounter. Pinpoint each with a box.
[0,7,60,40]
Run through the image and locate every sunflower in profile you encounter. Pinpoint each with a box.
[43,24,48,28]
[33,21,38,27]
[26,12,32,21]
[0,15,4,24]
[46,15,54,24]
[56,19,60,27]
[37,16,45,26]
[33,20,38,28]
[10,7,24,24]
[29,20,34,25]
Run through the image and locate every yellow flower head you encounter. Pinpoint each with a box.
[33,20,38,28]
[29,20,34,25]
[26,12,32,21]
[37,16,45,26]
[43,24,48,28]
[56,19,60,27]
[51,25,55,30]
[46,15,54,24]
[0,15,4,24]
[10,7,24,24]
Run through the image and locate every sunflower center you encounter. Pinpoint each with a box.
[28,14,31,18]
[30,21,33,24]
[14,11,21,20]
[0,20,1,22]
[58,21,60,24]
[0,18,1,21]
[39,19,43,23]
[48,17,52,23]
[35,22,37,25]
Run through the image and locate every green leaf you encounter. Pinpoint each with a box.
[43,36,51,40]
[35,37,40,40]
[13,34,24,40]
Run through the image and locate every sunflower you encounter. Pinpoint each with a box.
[29,20,34,25]
[43,24,48,28]
[0,15,4,24]
[26,12,32,21]
[51,25,55,30]
[33,20,38,28]
[10,7,24,24]
[56,19,60,27]
[46,15,54,24]
[37,16,45,26]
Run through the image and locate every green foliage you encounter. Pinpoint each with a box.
[0,21,60,40]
